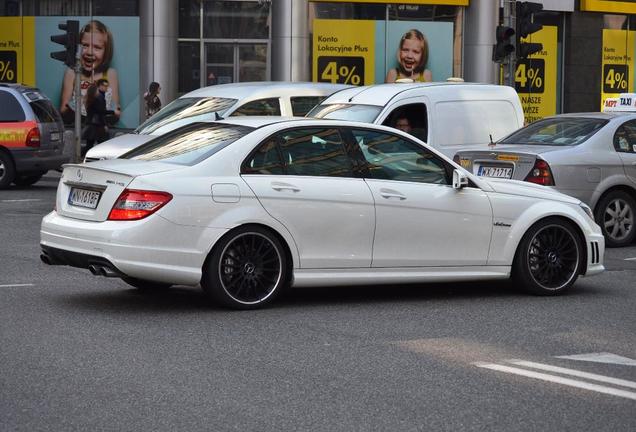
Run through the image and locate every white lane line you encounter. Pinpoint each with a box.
[508,360,636,389]
[0,284,35,288]
[0,199,42,203]
[555,352,636,366]
[474,362,636,401]
[625,257,636,261]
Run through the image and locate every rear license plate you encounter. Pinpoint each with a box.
[68,187,101,209]
[478,166,513,179]
[50,132,60,141]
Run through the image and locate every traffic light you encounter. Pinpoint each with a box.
[493,25,515,63]
[50,20,79,68]
[516,1,543,59]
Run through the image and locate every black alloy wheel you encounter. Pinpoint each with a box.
[202,226,287,309]
[595,191,636,248]
[513,219,582,295]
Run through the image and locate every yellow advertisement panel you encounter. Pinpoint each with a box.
[601,29,635,110]
[0,17,35,86]
[313,20,375,85]
[581,0,636,14]
[515,26,557,123]
[312,0,469,5]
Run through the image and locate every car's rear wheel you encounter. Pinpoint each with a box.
[0,152,16,189]
[202,226,288,309]
[13,173,45,187]
[513,219,582,295]
[122,277,172,291]
[595,191,636,248]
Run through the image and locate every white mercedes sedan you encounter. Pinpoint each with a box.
[41,117,605,309]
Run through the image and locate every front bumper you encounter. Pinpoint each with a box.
[584,231,605,277]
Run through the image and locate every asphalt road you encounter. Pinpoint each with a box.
[1,172,635,431]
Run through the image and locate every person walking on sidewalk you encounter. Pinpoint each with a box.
[83,79,110,156]
[144,82,162,119]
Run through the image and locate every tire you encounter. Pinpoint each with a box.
[122,277,172,291]
[0,152,16,189]
[595,191,636,248]
[202,226,288,309]
[13,173,44,187]
[512,218,583,295]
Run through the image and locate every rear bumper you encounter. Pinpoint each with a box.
[12,148,68,174]
[40,211,228,286]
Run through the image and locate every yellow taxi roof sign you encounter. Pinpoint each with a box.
[603,94,636,112]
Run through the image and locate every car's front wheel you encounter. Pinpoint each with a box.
[202,226,288,309]
[513,218,582,295]
[595,190,636,248]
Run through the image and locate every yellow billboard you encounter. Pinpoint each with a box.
[0,17,35,85]
[515,26,557,123]
[313,20,375,85]
[601,29,635,110]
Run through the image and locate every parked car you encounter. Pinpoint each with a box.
[41,117,604,309]
[454,112,636,247]
[83,81,352,162]
[0,84,67,188]
[307,81,524,157]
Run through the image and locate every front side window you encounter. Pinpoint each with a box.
[135,97,237,135]
[122,122,253,165]
[614,120,636,153]
[500,117,608,146]
[231,98,281,116]
[351,129,448,184]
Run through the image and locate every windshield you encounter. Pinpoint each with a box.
[307,103,382,123]
[135,97,237,135]
[122,122,253,165]
[500,117,608,146]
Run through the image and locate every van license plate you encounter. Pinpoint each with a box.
[50,132,60,141]
[478,166,513,179]
[68,188,101,209]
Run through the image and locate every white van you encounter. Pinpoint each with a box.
[307,82,524,157]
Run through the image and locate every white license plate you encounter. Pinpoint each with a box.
[68,188,101,209]
[478,166,513,179]
[50,132,60,141]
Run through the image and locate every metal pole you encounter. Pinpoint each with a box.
[74,46,82,163]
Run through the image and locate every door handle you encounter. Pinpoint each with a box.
[271,182,300,192]
[379,189,406,200]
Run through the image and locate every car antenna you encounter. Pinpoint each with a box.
[488,133,495,148]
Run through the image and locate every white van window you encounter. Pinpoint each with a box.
[434,100,518,148]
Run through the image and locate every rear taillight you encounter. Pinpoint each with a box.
[524,159,554,186]
[108,189,173,221]
[26,127,40,148]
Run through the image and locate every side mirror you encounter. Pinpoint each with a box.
[452,169,469,190]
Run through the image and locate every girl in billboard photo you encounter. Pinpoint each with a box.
[385,29,433,83]
[59,20,121,125]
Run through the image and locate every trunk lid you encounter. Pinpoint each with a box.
[56,160,182,222]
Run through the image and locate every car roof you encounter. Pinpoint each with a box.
[544,112,636,120]
[183,82,353,99]
[0,83,40,94]
[319,82,519,106]
[215,115,406,132]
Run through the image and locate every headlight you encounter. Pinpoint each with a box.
[579,203,594,220]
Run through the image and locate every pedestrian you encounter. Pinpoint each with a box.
[83,79,110,156]
[144,82,162,119]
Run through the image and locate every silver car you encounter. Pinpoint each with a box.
[84,81,351,162]
[454,112,636,247]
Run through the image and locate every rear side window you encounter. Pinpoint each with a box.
[290,96,325,117]
[434,100,519,148]
[231,98,281,116]
[30,100,62,123]
[280,128,353,177]
[614,120,636,153]
[0,91,26,122]
[243,138,285,174]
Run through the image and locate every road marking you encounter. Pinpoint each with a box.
[509,360,636,389]
[475,362,636,401]
[0,284,35,288]
[555,352,636,366]
[625,257,636,261]
[0,199,42,203]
